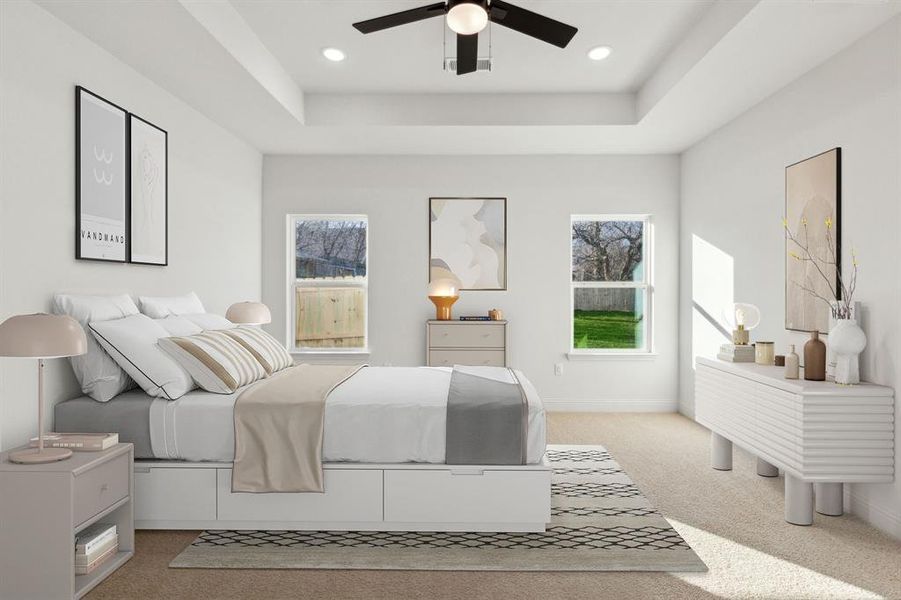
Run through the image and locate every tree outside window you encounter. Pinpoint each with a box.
[571,216,651,353]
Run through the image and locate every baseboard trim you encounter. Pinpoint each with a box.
[543,399,677,412]
[845,489,901,540]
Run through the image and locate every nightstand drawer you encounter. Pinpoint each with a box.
[74,453,129,526]
[429,349,505,367]
[429,324,505,348]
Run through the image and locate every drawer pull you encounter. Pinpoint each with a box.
[134,466,151,474]
[450,468,485,476]
[101,483,109,492]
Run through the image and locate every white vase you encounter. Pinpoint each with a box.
[828,319,867,384]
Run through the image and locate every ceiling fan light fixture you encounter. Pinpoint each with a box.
[446,1,489,35]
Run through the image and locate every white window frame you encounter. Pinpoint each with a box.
[286,214,369,355]
[569,214,654,358]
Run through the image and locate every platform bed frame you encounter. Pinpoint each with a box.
[134,458,552,532]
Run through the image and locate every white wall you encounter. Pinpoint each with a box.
[263,155,680,409]
[680,17,901,536]
[0,1,263,450]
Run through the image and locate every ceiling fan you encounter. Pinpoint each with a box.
[352,0,578,76]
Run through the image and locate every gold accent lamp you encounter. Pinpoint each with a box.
[428,278,460,321]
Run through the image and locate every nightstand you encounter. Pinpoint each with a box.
[426,320,508,367]
[0,443,134,599]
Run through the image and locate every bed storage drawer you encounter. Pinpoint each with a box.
[216,468,383,523]
[134,466,217,524]
[384,468,551,526]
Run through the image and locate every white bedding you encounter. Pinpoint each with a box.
[149,366,546,464]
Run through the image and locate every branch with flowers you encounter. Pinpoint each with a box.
[783,216,858,320]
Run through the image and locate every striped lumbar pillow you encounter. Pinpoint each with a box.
[223,326,294,375]
[158,330,267,393]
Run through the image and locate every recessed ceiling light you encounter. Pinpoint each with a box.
[587,46,612,61]
[322,47,346,62]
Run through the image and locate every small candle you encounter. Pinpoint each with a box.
[755,342,775,365]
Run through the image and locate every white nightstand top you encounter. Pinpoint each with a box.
[0,443,132,474]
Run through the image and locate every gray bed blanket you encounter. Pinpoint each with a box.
[446,365,528,465]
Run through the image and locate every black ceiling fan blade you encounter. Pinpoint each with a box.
[353,2,446,34]
[489,0,577,48]
[456,33,478,75]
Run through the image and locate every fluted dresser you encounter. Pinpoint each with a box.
[695,356,894,525]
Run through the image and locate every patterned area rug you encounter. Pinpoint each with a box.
[170,445,706,572]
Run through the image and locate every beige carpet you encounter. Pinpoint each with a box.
[169,445,706,572]
[86,413,901,600]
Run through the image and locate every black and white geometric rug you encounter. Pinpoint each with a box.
[170,445,706,572]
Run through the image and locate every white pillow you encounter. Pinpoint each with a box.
[89,314,195,400]
[52,294,139,402]
[155,316,203,337]
[138,292,205,319]
[182,313,236,331]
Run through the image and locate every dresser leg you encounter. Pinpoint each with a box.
[756,457,779,477]
[785,474,814,525]
[814,483,844,516]
[711,432,733,471]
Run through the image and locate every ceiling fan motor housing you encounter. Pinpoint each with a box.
[447,0,489,9]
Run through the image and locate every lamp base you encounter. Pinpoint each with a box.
[429,295,459,321]
[9,447,72,464]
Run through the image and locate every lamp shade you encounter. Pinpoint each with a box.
[0,313,87,358]
[226,302,271,325]
[428,278,460,298]
[723,303,761,330]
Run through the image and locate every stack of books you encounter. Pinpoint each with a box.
[30,432,118,451]
[718,343,755,362]
[74,523,118,575]
[459,316,491,321]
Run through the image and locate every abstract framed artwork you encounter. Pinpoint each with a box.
[429,197,506,290]
[785,147,841,333]
[129,114,168,266]
[76,86,128,262]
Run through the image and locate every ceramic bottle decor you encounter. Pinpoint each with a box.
[828,319,867,384]
[784,345,800,379]
[804,331,826,381]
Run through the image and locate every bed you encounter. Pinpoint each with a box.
[56,366,552,533]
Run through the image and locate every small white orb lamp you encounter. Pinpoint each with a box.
[0,313,87,464]
[226,302,272,326]
[724,303,761,345]
[428,278,460,321]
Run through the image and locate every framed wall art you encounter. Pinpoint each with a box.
[784,147,841,333]
[429,197,506,291]
[129,114,168,266]
[76,86,128,262]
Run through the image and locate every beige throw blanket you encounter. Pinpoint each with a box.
[232,364,365,493]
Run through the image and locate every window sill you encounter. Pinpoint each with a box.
[567,352,657,361]
[291,349,371,358]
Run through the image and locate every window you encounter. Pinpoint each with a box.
[288,215,368,352]
[570,215,652,354]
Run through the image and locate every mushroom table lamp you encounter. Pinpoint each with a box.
[0,313,87,464]
[724,303,761,345]
[226,301,272,325]
[428,278,460,321]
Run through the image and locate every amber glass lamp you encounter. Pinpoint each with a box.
[428,278,460,321]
